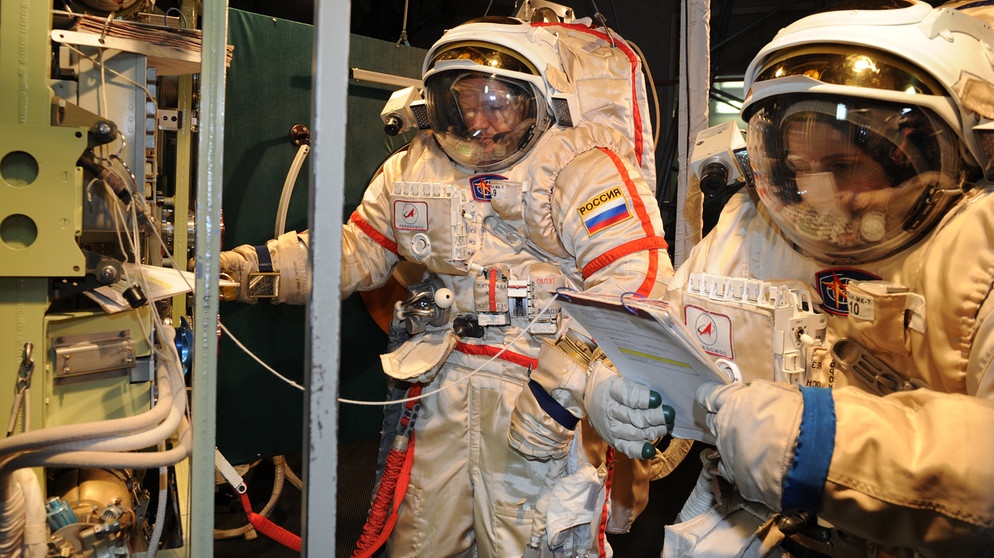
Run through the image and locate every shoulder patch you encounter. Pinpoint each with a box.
[815,268,881,315]
[577,186,632,236]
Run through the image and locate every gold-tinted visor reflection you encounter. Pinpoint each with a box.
[429,41,539,76]
[755,47,942,96]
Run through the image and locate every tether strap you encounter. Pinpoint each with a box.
[528,379,579,431]
[255,245,273,272]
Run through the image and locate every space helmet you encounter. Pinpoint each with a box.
[739,0,994,264]
[421,17,565,173]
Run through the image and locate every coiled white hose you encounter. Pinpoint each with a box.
[0,468,48,558]
[0,472,26,557]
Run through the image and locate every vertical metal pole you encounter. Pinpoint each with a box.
[190,1,227,556]
[674,0,711,266]
[304,0,350,553]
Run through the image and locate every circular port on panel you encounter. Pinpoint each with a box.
[1,151,40,187]
[1,214,38,249]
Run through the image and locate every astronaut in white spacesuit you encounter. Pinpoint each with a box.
[662,2,994,557]
[216,15,674,557]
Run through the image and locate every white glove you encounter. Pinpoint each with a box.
[695,380,805,511]
[583,360,673,460]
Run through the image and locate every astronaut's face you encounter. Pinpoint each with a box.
[783,119,898,215]
[450,76,529,157]
[424,70,543,171]
[746,96,966,264]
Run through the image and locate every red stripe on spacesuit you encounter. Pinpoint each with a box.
[580,148,666,296]
[454,342,539,370]
[489,268,498,312]
[582,236,668,296]
[349,210,399,255]
[597,148,654,234]
[532,22,645,164]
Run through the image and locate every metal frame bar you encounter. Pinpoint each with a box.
[303,0,350,553]
[189,1,226,555]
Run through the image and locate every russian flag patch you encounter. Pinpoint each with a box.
[578,186,632,235]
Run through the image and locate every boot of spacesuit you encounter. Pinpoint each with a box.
[663,2,994,557]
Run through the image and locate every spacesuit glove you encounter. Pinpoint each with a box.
[202,230,310,305]
[508,337,590,460]
[583,359,673,460]
[695,380,806,512]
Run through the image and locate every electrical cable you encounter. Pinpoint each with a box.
[64,44,157,104]
[219,323,305,391]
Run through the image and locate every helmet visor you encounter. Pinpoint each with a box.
[753,46,943,101]
[425,71,546,171]
[747,95,964,263]
[427,41,539,77]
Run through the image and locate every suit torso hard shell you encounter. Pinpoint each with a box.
[668,187,994,398]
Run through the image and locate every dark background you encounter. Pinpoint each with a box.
[226,0,947,229]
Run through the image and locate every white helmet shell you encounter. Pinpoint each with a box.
[742,0,994,176]
[420,18,570,172]
[423,18,566,114]
[736,0,994,264]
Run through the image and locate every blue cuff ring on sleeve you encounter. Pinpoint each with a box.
[528,379,580,431]
[781,386,836,515]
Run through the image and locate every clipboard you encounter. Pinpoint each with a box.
[556,289,732,443]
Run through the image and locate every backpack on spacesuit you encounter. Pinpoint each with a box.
[540,20,659,193]
[537,22,671,532]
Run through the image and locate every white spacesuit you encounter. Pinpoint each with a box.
[218,16,673,557]
[663,2,994,557]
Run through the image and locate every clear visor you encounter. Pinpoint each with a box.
[747,95,964,264]
[424,72,548,172]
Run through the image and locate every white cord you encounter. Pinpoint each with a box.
[219,291,563,407]
[218,323,305,392]
[66,44,156,104]
[337,293,562,406]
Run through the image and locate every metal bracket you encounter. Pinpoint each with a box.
[52,330,136,383]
